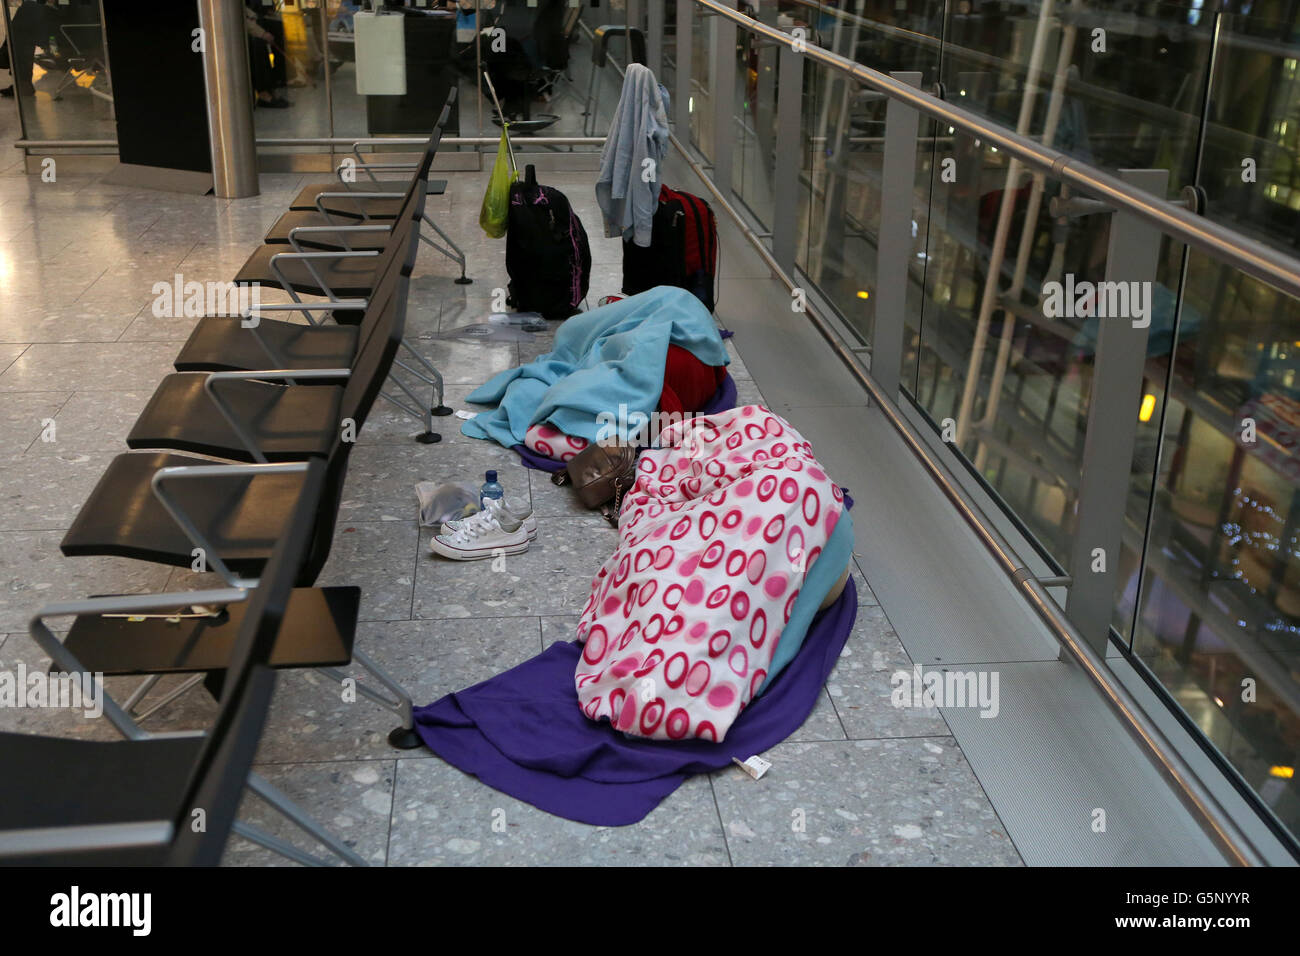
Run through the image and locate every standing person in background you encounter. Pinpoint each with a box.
[0,1,11,98]
[246,1,290,108]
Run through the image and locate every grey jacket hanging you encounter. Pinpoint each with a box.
[595,63,671,248]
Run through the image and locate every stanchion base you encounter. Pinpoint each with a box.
[388,726,423,750]
[431,405,454,417]
[454,276,473,285]
[415,431,442,445]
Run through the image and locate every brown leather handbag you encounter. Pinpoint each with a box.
[551,442,638,526]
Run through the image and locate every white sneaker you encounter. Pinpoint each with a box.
[430,498,531,560]
[441,496,537,540]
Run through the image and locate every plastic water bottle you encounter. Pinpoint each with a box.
[480,470,504,507]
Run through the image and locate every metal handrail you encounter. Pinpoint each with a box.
[693,0,1300,303]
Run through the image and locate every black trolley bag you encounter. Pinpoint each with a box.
[505,164,592,320]
[621,184,720,311]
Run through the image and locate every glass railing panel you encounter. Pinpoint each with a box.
[800,62,886,345]
[1127,9,1300,845]
[939,0,1213,188]
[906,3,1213,581]
[1132,251,1300,840]
[1199,10,1300,255]
[731,22,777,230]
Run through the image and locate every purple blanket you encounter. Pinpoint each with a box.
[412,581,857,826]
[512,374,739,473]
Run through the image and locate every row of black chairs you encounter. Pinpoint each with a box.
[219,88,470,444]
[0,94,461,866]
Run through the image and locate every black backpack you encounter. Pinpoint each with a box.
[621,184,719,312]
[506,165,592,320]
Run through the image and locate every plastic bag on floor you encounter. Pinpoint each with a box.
[417,481,480,527]
[440,312,548,342]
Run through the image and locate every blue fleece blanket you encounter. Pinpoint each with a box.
[462,287,730,449]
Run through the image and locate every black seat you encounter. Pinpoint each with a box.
[62,586,358,676]
[126,189,420,463]
[60,216,417,583]
[232,244,383,299]
[287,178,447,218]
[286,89,455,218]
[0,458,328,866]
[264,212,392,251]
[177,134,430,373]
[174,319,358,373]
[60,450,317,580]
[0,734,205,864]
[231,96,447,301]
[125,373,344,462]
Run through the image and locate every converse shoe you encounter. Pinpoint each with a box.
[441,496,537,540]
[430,498,531,560]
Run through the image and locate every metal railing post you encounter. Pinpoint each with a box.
[1065,168,1170,654]
[871,71,923,400]
[771,44,804,275]
[646,0,664,81]
[675,0,692,133]
[198,0,260,199]
[709,11,736,195]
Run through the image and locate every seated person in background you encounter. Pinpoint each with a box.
[329,1,362,32]
[245,1,289,108]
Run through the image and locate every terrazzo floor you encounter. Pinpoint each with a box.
[0,101,1023,866]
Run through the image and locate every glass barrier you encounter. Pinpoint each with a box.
[714,0,1300,845]
[1125,7,1300,844]
[1,0,114,144]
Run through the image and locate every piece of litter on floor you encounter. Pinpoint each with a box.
[732,755,771,780]
[455,409,478,420]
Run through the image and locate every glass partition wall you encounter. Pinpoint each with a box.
[663,0,1300,850]
[1,0,116,146]
[0,0,625,158]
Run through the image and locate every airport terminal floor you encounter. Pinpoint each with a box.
[0,1,1298,901]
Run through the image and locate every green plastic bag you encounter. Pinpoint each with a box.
[479,125,517,239]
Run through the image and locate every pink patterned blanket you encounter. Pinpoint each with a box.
[574,405,844,741]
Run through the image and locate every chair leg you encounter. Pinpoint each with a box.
[315,648,418,751]
[396,337,452,416]
[419,215,471,284]
[380,375,440,444]
[131,673,206,722]
[244,772,370,866]
[121,674,162,713]
[352,648,419,749]
[231,820,333,867]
